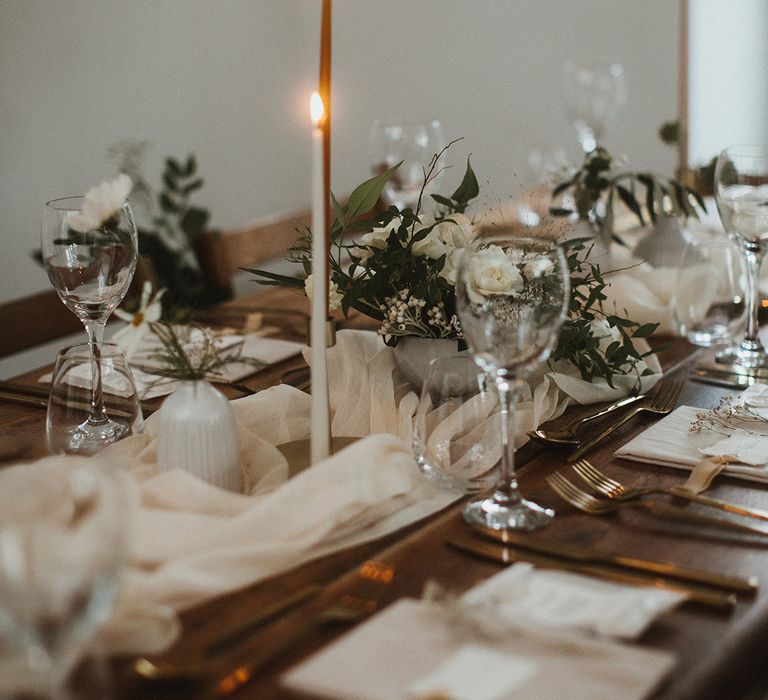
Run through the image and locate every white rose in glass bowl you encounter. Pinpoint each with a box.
[467,245,524,303]
[523,255,555,279]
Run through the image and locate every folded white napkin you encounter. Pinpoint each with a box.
[283,589,677,700]
[461,561,684,640]
[615,384,768,484]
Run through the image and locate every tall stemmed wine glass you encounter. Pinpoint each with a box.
[714,145,768,369]
[456,232,569,530]
[41,176,138,453]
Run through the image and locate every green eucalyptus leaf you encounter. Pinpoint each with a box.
[182,178,204,195]
[166,158,183,176]
[347,162,401,220]
[431,194,455,208]
[450,157,479,205]
[331,191,347,227]
[180,207,209,242]
[616,185,645,225]
[159,192,179,213]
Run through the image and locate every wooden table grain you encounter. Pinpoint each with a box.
[2,288,768,700]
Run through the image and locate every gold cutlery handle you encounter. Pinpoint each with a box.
[474,524,759,593]
[448,536,736,610]
[567,406,642,461]
[632,499,768,541]
[562,394,644,434]
[666,486,768,522]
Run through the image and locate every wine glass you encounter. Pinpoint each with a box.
[714,145,768,368]
[0,462,130,697]
[561,62,626,153]
[369,120,445,209]
[41,194,138,453]
[456,232,569,530]
[47,343,144,455]
[414,354,501,494]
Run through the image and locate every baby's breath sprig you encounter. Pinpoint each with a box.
[690,395,768,437]
[148,323,265,381]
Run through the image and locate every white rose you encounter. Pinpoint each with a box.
[304,275,343,311]
[468,245,524,302]
[357,216,402,262]
[412,213,476,259]
[69,173,133,232]
[523,256,555,279]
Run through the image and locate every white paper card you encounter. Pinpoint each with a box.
[406,643,537,700]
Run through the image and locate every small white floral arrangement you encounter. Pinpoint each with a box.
[249,146,660,389]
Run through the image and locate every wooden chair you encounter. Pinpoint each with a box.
[196,208,311,298]
[0,289,82,359]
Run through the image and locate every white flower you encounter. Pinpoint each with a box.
[412,213,476,260]
[467,245,524,303]
[112,281,165,358]
[304,275,343,311]
[69,173,133,232]
[523,256,555,279]
[356,216,402,263]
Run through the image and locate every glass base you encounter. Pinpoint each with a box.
[462,493,554,531]
[715,343,768,370]
[63,417,129,455]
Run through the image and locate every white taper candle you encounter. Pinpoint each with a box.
[310,93,331,463]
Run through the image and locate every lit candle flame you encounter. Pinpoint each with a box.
[310,92,325,127]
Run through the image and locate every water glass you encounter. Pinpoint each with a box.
[672,231,746,346]
[47,343,143,455]
[0,461,130,697]
[414,355,501,494]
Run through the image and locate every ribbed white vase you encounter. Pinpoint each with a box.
[156,380,241,492]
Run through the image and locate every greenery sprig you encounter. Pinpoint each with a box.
[550,146,706,244]
[148,323,264,381]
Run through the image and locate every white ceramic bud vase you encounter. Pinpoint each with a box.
[156,380,241,492]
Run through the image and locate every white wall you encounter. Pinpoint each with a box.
[688,0,768,165]
[0,0,679,304]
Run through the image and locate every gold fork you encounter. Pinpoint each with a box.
[567,379,683,462]
[572,459,768,523]
[546,470,768,538]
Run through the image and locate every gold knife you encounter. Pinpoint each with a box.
[470,524,759,594]
[448,532,736,610]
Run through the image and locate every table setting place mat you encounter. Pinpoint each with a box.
[39,328,304,400]
[283,561,681,700]
[10,329,663,658]
[615,383,768,484]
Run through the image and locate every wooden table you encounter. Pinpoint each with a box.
[2,287,768,700]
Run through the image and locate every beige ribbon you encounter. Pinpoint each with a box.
[675,455,737,495]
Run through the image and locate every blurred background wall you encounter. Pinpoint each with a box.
[0,0,684,304]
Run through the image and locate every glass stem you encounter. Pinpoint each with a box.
[493,377,521,506]
[742,247,764,352]
[83,321,108,424]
